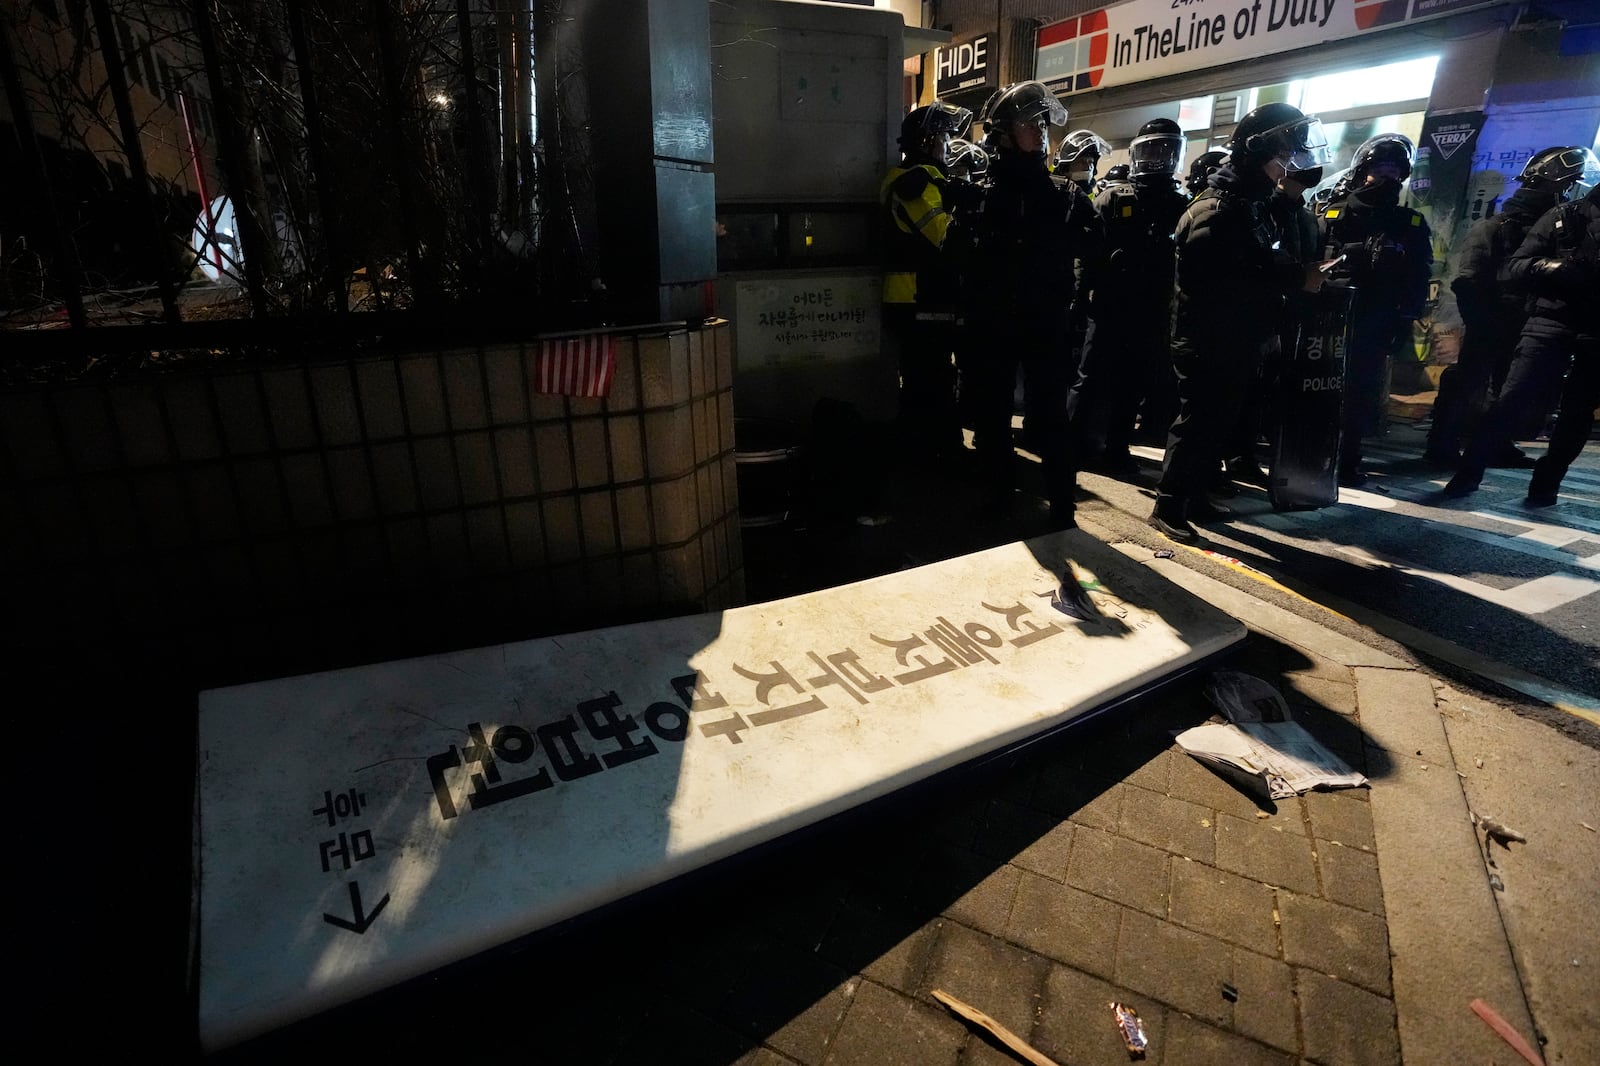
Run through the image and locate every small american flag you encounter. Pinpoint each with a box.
[533,334,616,398]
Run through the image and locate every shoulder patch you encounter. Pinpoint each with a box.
[1410,213,1422,226]
[1325,207,1341,219]
[1121,204,1134,217]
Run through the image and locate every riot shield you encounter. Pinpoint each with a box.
[1269,284,1356,510]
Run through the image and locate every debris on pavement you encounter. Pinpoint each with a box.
[1110,1002,1149,1058]
[1204,670,1291,723]
[1154,549,1175,559]
[1469,998,1546,1066]
[1581,822,1595,833]
[1473,811,1528,849]
[1475,757,1484,769]
[1173,671,1369,800]
[932,989,1062,1066]
[1221,983,1239,1002]
[1047,562,1103,622]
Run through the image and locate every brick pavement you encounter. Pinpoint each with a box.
[209,451,1559,1065]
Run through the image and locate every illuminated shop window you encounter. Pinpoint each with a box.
[1177,96,1213,131]
[1282,55,1439,113]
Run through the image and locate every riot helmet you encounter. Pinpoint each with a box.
[1054,129,1112,171]
[1185,148,1229,194]
[947,139,991,182]
[1129,117,1186,179]
[898,101,974,169]
[1518,146,1600,200]
[979,81,1069,153]
[1228,102,1332,173]
[1096,164,1131,193]
[1350,133,1415,183]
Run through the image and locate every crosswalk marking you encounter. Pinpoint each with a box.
[1334,543,1600,615]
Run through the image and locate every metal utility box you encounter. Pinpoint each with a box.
[709,0,908,424]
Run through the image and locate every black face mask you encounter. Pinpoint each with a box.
[1360,177,1403,205]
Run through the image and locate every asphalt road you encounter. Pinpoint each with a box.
[1077,420,1599,739]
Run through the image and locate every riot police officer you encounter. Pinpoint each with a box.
[1317,133,1433,486]
[1049,128,1113,430]
[1426,146,1593,467]
[1185,149,1229,197]
[1053,129,1113,196]
[1071,117,1191,478]
[1148,102,1332,543]
[1224,162,1324,489]
[964,81,1101,525]
[881,101,973,464]
[1446,171,1600,504]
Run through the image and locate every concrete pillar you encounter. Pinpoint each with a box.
[579,0,717,325]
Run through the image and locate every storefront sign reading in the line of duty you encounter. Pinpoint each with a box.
[1037,0,1503,96]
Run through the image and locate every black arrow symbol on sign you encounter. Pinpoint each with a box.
[323,881,390,934]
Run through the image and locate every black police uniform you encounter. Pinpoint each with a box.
[1155,164,1305,512]
[1270,184,1322,266]
[1450,186,1600,502]
[881,161,961,459]
[1070,174,1189,469]
[1317,182,1432,481]
[1426,184,1561,463]
[964,151,1101,518]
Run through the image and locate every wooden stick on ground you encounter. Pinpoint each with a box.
[931,989,1062,1066]
[1469,998,1545,1066]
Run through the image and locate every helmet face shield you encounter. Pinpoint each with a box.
[1559,147,1600,199]
[947,139,990,180]
[1351,132,1415,181]
[900,102,972,167]
[1055,129,1112,168]
[1285,118,1333,172]
[923,101,974,137]
[1040,93,1070,129]
[1130,131,1186,177]
[980,81,1069,137]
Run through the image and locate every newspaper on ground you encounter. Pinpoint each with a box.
[1173,670,1369,801]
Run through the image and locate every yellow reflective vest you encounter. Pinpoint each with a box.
[880,163,952,304]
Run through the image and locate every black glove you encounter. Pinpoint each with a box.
[1530,256,1584,294]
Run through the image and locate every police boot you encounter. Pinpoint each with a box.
[1440,471,1480,498]
[1148,495,1198,544]
[1189,496,1234,523]
[1525,458,1560,507]
[1491,445,1537,469]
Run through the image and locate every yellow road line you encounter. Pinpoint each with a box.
[1168,541,1352,621]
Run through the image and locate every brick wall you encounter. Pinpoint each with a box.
[0,321,740,685]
